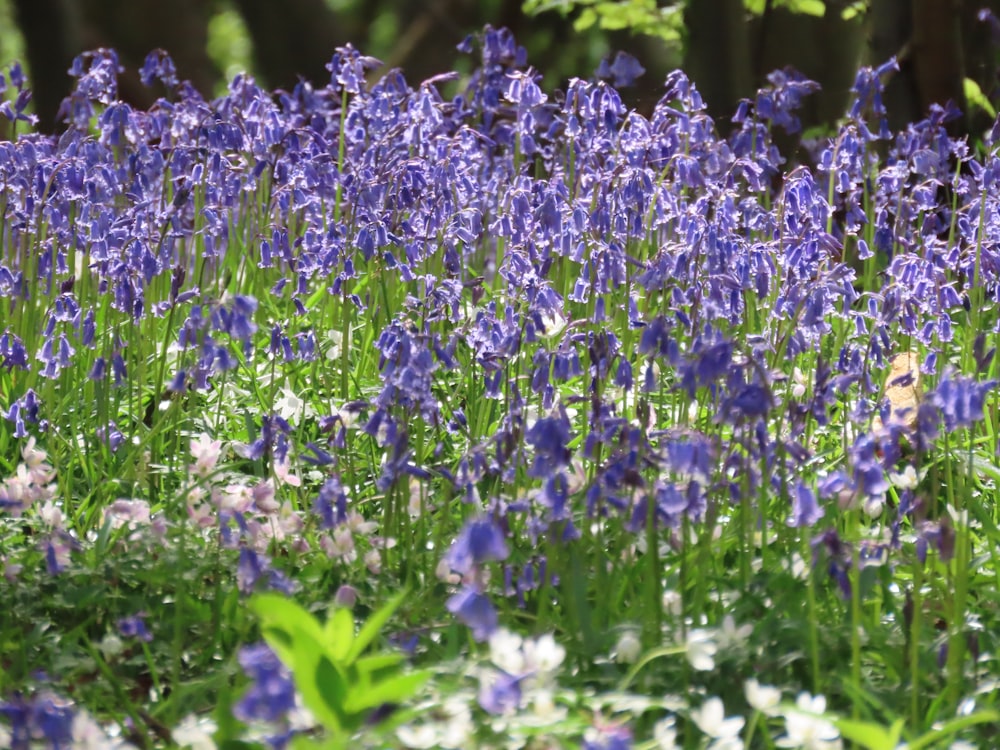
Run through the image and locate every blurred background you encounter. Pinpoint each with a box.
[1,0,1000,139]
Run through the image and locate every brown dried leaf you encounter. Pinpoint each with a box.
[874,351,922,430]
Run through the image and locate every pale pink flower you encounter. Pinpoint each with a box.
[189,433,222,477]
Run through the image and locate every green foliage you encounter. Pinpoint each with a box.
[250,590,431,743]
[523,0,685,43]
[835,711,1000,750]
[206,0,254,94]
[524,0,837,46]
[744,0,827,17]
[0,0,26,71]
[965,77,997,119]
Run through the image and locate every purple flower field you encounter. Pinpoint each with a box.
[1,25,999,750]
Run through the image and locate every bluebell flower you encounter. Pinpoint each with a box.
[444,517,509,576]
[849,434,890,497]
[235,642,296,724]
[789,481,823,527]
[446,585,498,641]
[139,49,179,88]
[117,613,153,643]
[0,331,29,369]
[315,475,348,529]
[237,547,266,594]
[525,411,572,478]
[931,369,997,432]
[595,52,646,88]
[478,670,523,715]
[24,692,75,750]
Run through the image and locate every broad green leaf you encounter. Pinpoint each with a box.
[251,594,326,650]
[965,78,997,118]
[312,655,350,723]
[574,7,597,31]
[324,605,355,661]
[907,710,1000,750]
[786,0,825,16]
[342,670,432,713]
[351,652,406,680]
[276,642,345,734]
[344,589,408,664]
[841,1,866,19]
[833,717,904,750]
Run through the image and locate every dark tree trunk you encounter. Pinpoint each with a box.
[10,0,77,130]
[912,0,966,128]
[232,0,357,91]
[683,0,753,122]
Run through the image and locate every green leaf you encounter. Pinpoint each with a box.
[965,78,997,119]
[906,710,1000,750]
[574,7,597,31]
[351,652,406,679]
[344,589,407,664]
[785,0,825,16]
[280,643,345,734]
[313,655,350,722]
[841,1,866,20]
[833,717,904,750]
[324,605,355,661]
[252,595,325,643]
[252,594,326,666]
[342,670,432,713]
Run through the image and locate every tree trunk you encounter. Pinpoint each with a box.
[683,0,753,121]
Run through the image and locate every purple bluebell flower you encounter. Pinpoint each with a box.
[478,670,523,715]
[596,52,646,88]
[237,547,266,594]
[446,585,499,641]
[444,517,509,576]
[118,613,153,643]
[139,49,179,88]
[315,475,348,529]
[525,410,573,478]
[931,369,997,432]
[789,481,823,528]
[235,642,296,724]
[4,692,75,750]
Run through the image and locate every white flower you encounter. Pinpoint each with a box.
[397,723,442,749]
[438,696,474,747]
[612,629,642,664]
[863,494,884,519]
[777,692,841,749]
[745,678,782,716]
[791,367,809,399]
[716,615,752,651]
[653,715,679,750]
[522,687,569,726]
[662,589,683,616]
[189,433,222,477]
[364,548,382,575]
[540,309,567,337]
[98,633,125,658]
[690,697,744,748]
[323,329,344,360]
[73,710,137,749]
[524,632,566,675]
[273,458,301,488]
[889,464,918,490]
[172,713,217,750]
[683,628,717,671]
[489,628,525,674]
[273,385,306,424]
